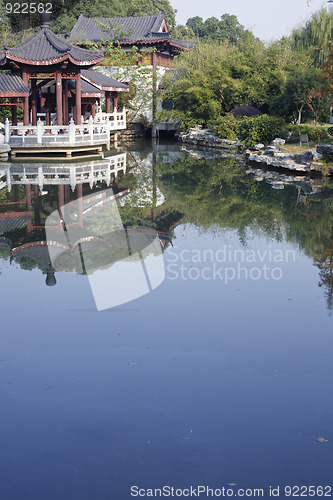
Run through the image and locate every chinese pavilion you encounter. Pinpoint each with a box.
[0,13,128,128]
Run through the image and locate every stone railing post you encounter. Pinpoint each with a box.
[37,118,43,144]
[69,118,75,143]
[88,115,94,139]
[106,117,110,137]
[5,118,10,143]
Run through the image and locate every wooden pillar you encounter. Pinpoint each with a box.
[75,73,82,125]
[91,102,96,118]
[106,91,111,113]
[22,70,29,126]
[46,88,51,126]
[56,70,63,126]
[40,95,46,113]
[31,79,37,126]
[11,98,17,126]
[111,91,118,111]
[63,79,69,125]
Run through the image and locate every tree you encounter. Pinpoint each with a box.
[186,13,256,45]
[290,7,333,66]
[270,68,322,124]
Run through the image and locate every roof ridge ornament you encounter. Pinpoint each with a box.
[40,11,52,29]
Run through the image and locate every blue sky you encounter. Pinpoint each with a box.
[169,0,330,42]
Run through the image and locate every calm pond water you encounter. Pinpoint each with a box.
[0,141,333,499]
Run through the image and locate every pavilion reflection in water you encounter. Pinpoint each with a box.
[0,153,166,309]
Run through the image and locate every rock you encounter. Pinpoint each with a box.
[271,138,286,147]
[253,144,265,150]
[179,128,241,151]
[263,146,279,156]
[295,150,322,164]
[317,144,333,158]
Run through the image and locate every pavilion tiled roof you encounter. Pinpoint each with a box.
[69,14,195,50]
[0,73,29,96]
[2,28,104,66]
[81,69,129,91]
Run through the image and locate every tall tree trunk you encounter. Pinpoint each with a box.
[297,104,304,125]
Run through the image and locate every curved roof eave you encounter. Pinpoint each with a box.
[4,53,104,67]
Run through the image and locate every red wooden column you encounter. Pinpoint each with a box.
[45,87,51,126]
[11,98,17,125]
[63,79,69,125]
[105,91,111,113]
[75,73,82,125]
[22,70,29,126]
[56,70,63,126]
[31,79,37,126]
[111,91,118,111]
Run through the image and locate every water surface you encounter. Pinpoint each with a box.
[0,142,332,499]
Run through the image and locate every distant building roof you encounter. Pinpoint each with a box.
[0,28,104,66]
[0,73,29,97]
[70,13,166,43]
[69,14,195,50]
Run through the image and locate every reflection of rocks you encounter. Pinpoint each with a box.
[246,166,324,193]
[179,126,242,151]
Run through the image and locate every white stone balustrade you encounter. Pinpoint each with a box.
[1,109,126,146]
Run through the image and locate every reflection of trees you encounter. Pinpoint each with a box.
[156,154,293,240]
[156,152,333,313]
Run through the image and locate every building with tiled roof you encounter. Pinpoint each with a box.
[70,13,195,68]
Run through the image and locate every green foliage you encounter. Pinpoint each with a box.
[327,126,333,137]
[162,31,316,128]
[186,14,256,45]
[270,67,323,124]
[171,25,195,41]
[308,127,330,143]
[238,115,288,148]
[208,114,238,140]
[162,38,284,125]
[286,124,331,144]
